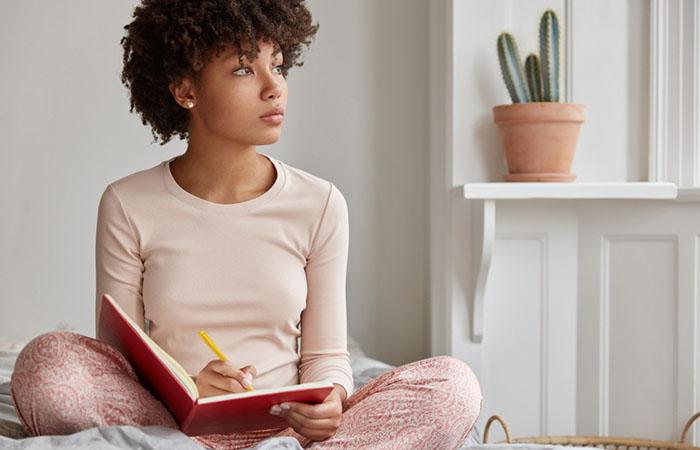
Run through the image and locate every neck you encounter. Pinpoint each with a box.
[170,133,273,203]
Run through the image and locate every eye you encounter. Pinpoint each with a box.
[233,66,251,76]
[233,65,285,77]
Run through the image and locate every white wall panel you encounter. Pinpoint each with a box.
[577,201,700,441]
[605,237,677,438]
[476,201,578,436]
[482,236,545,436]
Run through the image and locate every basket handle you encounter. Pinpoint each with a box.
[681,412,700,444]
[483,415,512,444]
[483,411,699,444]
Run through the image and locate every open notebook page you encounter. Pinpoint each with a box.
[107,295,199,399]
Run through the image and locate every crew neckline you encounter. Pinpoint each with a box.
[162,152,286,214]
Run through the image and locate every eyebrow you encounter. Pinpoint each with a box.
[227,48,282,63]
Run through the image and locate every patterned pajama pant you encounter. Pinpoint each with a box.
[10,331,482,449]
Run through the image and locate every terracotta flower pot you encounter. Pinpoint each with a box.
[492,102,586,182]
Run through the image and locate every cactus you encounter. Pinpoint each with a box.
[539,9,560,101]
[496,9,561,103]
[524,54,543,102]
[497,32,531,103]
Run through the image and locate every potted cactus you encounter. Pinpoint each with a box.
[494,9,586,182]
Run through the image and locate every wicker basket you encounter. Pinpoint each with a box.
[482,413,700,450]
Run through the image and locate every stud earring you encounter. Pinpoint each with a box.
[186,100,194,109]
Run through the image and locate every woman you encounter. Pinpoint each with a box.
[10,1,482,448]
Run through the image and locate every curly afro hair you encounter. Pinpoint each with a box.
[120,0,319,145]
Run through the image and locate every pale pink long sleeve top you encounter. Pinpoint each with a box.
[94,152,354,397]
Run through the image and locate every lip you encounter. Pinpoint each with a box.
[260,114,284,125]
[260,107,285,118]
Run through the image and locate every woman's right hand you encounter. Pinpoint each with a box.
[194,360,257,398]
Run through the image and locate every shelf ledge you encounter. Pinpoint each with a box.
[463,182,678,200]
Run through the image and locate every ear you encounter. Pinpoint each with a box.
[168,76,196,108]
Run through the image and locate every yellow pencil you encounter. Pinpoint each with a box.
[197,330,254,391]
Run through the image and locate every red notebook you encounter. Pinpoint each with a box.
[97,293,335,436]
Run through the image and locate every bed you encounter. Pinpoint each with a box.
[0,336,591,450]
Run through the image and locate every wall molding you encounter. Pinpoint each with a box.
[694,0,700,186]
[599,234,679,436]
[687,234,700,447]
[496,233,551,435]
[694,235,699,443]
[599,235,609,435]
[428,0,453,356]
[650,0,700,186]
[564,0,574,103]
[650,0,669,182]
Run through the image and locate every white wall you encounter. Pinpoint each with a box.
[0,0,430,365]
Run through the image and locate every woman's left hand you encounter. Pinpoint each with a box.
[269,384,346,442]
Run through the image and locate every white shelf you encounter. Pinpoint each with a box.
[463,180,692,344]
[463,182,678,200]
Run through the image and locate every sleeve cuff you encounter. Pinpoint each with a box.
[321,373,354,399]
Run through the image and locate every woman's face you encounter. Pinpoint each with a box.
[174,39,288,146]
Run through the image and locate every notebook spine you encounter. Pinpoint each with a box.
[179,401,198,434]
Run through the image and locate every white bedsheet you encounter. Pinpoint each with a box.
[0,347,25,425]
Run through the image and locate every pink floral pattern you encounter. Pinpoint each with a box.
[11,331,177,436]
[11,332,482,449]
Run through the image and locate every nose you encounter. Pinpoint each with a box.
[261,72,283,101]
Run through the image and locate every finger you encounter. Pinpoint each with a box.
[240,365,257,379]
[203,385,239,397]
[208,360,243,378]
[239,365,257,387]
[233,365,255,389]
[208,373,247,393]
[283,401,337,420]
[271,406,339,441]
[282,408,340,431]
[209,361,252,390]
[286,419,332,443]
